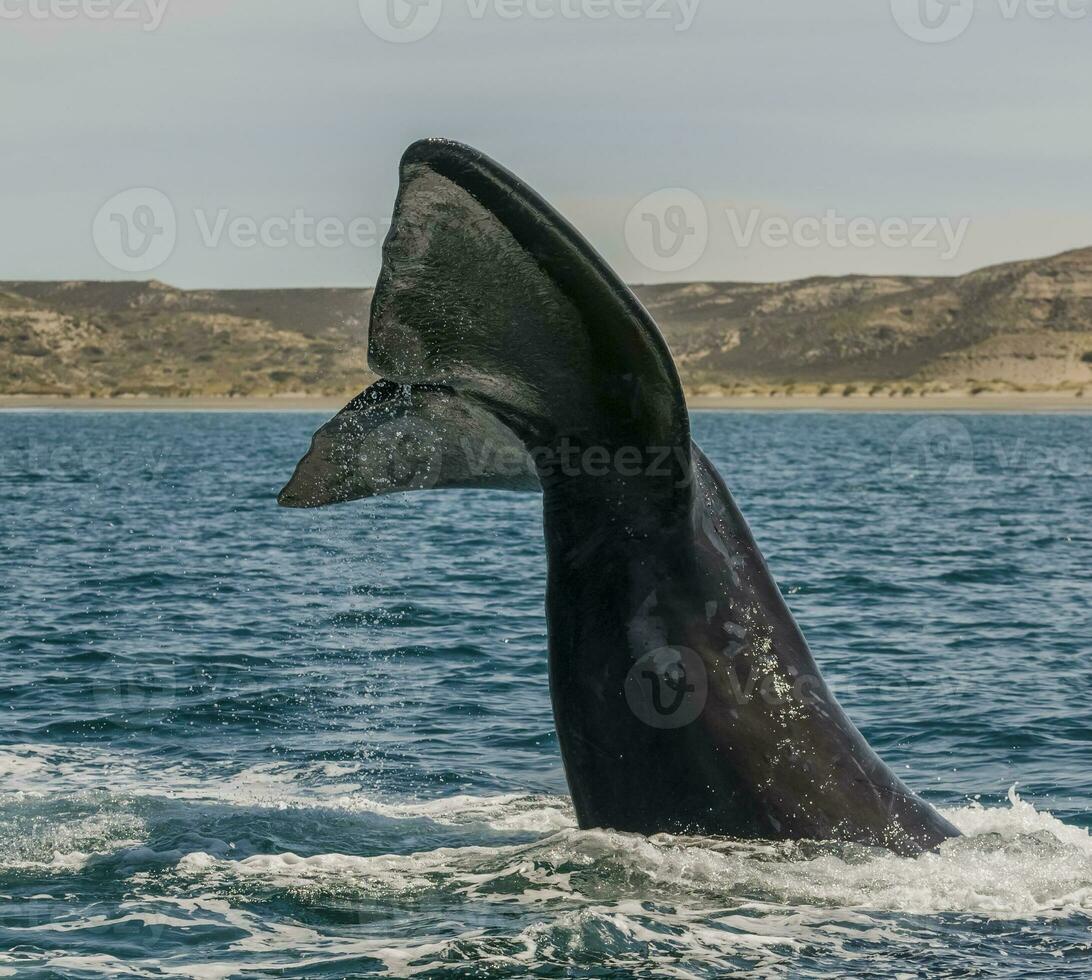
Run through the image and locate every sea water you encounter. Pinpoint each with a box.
[1,410,1090,978]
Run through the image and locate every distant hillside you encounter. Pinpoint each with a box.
[641,247,1092,394]
[0,281,372,398]
[3,248,1092,398]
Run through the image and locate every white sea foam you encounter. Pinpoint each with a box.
[5,744,1092,920]
[4,744,1092,977]
[0,744,573,833]
[158,805,1089,977]
[164,786,1092,922]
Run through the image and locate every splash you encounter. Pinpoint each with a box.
[4,748,1092,978]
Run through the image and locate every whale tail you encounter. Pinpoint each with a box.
[278,139,960,856]
[278,138,690,508]
[277,379,538,508]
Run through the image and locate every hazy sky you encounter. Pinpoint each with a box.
[1,0,1089,287]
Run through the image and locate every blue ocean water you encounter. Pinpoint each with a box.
[1,409,1091,978]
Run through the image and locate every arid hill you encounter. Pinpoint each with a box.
[3,247,1092,399]
[0,281,371,398]
[641,247,1092,395]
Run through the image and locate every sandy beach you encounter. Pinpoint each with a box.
[0,395,352,413]
[2,391,1090,413]
[688,390,1092,413]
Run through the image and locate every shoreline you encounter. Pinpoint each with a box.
[0,395,351,413]
[689,391,1091,413]
[1,391,1090,413]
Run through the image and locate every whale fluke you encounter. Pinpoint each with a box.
[280,139,960,855]
[278,379,537,507]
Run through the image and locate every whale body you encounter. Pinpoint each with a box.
[279,139,960,855]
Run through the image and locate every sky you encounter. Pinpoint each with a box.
[1,0,1089,288]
